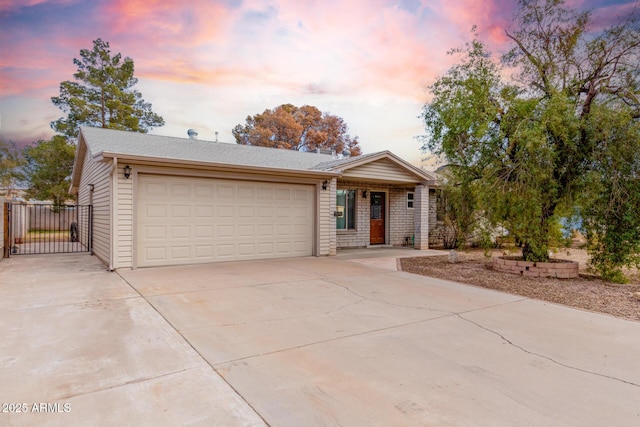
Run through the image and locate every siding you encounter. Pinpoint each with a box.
[341,159,419,183]
[78,151,111,266]
[116,165,133,268]
[318,177,336,255]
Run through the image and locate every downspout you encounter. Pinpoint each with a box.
[109,157,118,271]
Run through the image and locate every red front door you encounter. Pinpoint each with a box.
[370,192,385,245]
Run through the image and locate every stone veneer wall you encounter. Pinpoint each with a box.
[492,257,579,278]
[336,182,416,248]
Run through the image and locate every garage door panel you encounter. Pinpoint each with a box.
[171,183,191,197]
[277,189,291,200]
[258,224,273,236]
[145,246,167,261]
[217,224,235,237]
[238,225,254,236]
[171,205,191,218]
[146,204,166,218]
[171,225,191,239]
[217,245,235,257]
[137,175,314,267]
[238,206,254,217]
[217,184,235,198]
[257,188,273,199]
[195,245,213,258]
[275,224,291,236]
[171,246,191,259]
[258,206,273,217]
[238,243,255,255]
[294,189,309,200]
[276,242,291,254]
[194,183,214,197]
[145,182,167,195]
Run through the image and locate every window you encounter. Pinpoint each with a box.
[336,189,356,229]
[407,192,415,209]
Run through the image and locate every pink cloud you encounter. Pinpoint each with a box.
[2,0,636,154]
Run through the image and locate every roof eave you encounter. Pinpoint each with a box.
[93,151,342,178]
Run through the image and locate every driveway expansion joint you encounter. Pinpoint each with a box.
[115,270,270,426]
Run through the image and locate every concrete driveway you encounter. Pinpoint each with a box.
[2,251,640,426]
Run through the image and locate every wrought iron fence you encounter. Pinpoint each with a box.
[6,203,92,255]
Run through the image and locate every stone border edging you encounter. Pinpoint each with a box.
[492,256,579,279]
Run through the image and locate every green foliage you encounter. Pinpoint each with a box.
[422,0,640,277]
[233,104,361,155]
[581,106,640,282]
[0,139,25,190]
[22,136,76,206]
[51,38,164,139]
[434,167,479,249]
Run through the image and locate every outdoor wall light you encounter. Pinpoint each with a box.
[322,180,328,190]
[362,190,367,199]
[124,165,132,179]
[88,184,95,192]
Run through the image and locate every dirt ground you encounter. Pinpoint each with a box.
[400,248,640,322]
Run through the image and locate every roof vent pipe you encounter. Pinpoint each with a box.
[187,129,199,139]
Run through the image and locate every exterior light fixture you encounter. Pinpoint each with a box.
[322,180,328,190]
[124,165,132,179]
[362,190,367,199]
[88,184,95,192]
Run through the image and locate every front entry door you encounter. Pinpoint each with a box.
[370,192,385,245]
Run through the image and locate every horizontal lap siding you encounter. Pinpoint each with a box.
[341,159,418,183]
[78,151,111,266]
[116,166,133,268]
[318,178,336,256]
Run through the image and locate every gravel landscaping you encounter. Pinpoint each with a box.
[400,249,640,322]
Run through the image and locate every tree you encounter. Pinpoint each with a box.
[581,106,640,282]
[22,136,76,207]
[233,104,362,155]
[433,167,479,249]
[51,38,164,139]
[422,0,639,279]
[0,140,24,193]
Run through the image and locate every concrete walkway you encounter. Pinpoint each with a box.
[2,251,640,426]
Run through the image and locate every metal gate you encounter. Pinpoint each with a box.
[3,203,92,256]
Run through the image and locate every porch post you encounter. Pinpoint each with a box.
[414,184,429,249]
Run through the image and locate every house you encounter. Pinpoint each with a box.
[70,127,437,270]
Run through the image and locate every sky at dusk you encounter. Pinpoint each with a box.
[0,0,636,168]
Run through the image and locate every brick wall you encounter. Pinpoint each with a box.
[336,181,418,248]
[389,188,414,246]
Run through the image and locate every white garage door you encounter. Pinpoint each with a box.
[137,174,314,267]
